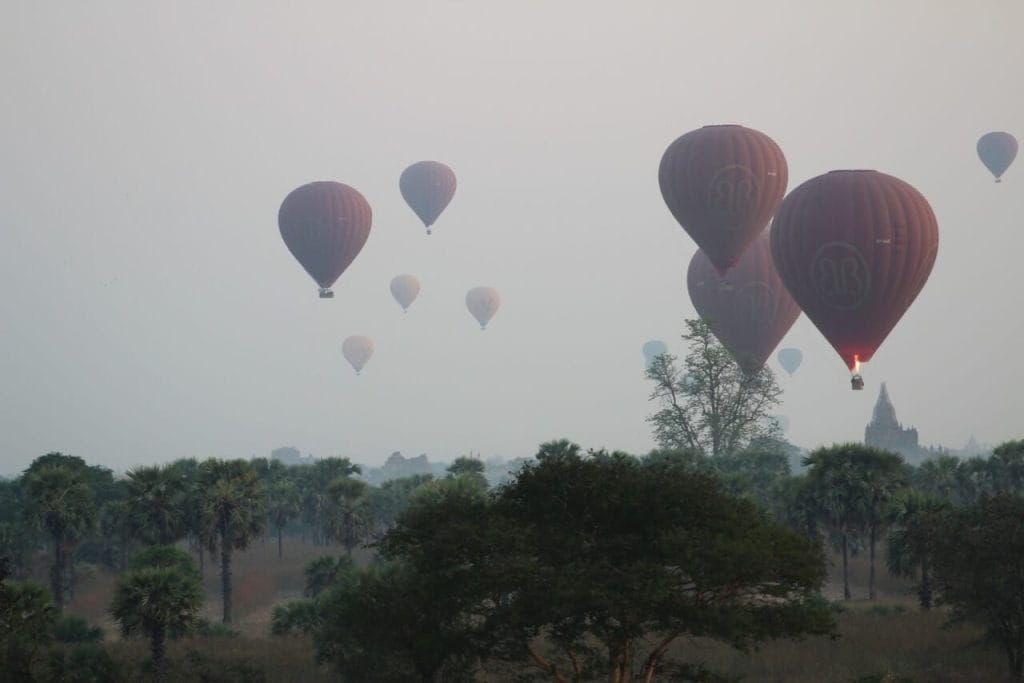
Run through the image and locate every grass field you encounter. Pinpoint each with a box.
[54,537,1008,682]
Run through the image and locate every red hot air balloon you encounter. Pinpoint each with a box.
[977,131,1018,182]
[659,125,788,275]
[400,161,457,234]
[278,182,372,298]
[770,170,938,387]
[687,231,801,376]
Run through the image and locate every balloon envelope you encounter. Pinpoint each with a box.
[977,132,1018,182]
[390,274,421,312]
[342,336,374,374]
[659,125,788,274]
[687,230,801,375]
[400,161,457,232]
[642,340,669,369]
[770,170,939,371]
[777,347,803,376]
[466,287,500,329]
[278,182,372,294]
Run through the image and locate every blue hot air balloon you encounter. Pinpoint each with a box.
[776,347,803,376]
[643,340,669,370]
[977,132,1018,182]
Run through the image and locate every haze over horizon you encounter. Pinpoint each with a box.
[2,2,1021,474]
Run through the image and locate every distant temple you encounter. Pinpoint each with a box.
[864,383,927,462]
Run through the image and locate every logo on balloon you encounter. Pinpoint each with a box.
[811,242,871,310]
[734,282,776,325]
[707,165,758,229]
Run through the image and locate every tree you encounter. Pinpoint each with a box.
[802,443,906,600]
[22,464,97,607]
[0,577,58,681]
[197,459,265,624]
[930,494,1024,681]
[109,546,203,668]
[323,477,371,557]
[886,491,948,610]
[988,439,1024,495]
[446,456,489,490]
[366,474,433,538]
[647,319,782,457]
[376,444,835,682]
[124,465,187,545]
[266,481,300,560]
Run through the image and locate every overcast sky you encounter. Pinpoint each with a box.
[2,1,1021,473]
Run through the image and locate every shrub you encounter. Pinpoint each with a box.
[192,617,240,638]
[53,614,104,643]
[47,644,123,682]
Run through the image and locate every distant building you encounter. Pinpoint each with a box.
[864,383,927,462]
[270,446,316,467]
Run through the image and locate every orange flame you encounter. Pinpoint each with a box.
[852,355,861,374]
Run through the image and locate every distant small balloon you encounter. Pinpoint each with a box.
[777,348,803,376]
[342,336,374,375]
[977,132,1018,182]
[400,161,457,234]
[390,275,421,312]
[466,287,500,330]
[642,341,669,370]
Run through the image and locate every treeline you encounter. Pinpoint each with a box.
[3,440,1024,681]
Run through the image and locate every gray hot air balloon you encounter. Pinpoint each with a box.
[390,275,421,312]
[776,348,803,376]
[642,340,669,370]
[977,132,1018,182]
[466,287,500,330]
[342,336,374,375]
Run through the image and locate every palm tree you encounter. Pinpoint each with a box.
[109,546,203,667]
[197,459,265,623]
[323,478,371,557]
[99,499,135,571]
[804,444,905,600]
[266,481,300,560]
[125,465,186,546]
[22,465,97,607]
[887,491,948,610]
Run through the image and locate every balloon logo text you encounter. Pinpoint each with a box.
[811,242,870,310]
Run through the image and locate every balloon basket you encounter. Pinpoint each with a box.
[851,374,864,391]
[319,288,334,299]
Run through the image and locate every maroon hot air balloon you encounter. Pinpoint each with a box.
[770,170,938,383]
[278,182,372,298]
[400,161,457,234]
[687,230,801,375]
[659,125,788,275]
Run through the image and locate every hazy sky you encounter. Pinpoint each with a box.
[2,1,1022,474]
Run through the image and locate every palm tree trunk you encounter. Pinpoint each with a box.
[51,534,65,607]
[869,523,877,600]
[842,532,851,600]
[151,625,166,666]
[221,540,233,624]
[277,527,283,560]
[920,560,932,610]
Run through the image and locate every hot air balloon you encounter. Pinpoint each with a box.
[770,170,938,389]
[977,132,1017,182]
[342,336,374,375]
[466,287,500,330]
[278,182,372,298]
[659,125,788,274]
[777,347,803,376]
[642,340,669,370]
[687,230,801,375]
[390,275,421,312]
[400,161,457,234]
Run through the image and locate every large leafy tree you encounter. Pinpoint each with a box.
[22,464,97,606]
[109,545,203,667]
[197,459,265,624]
[930,494,1024,681]
[371,443,835,682]
[647,319,782,457]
